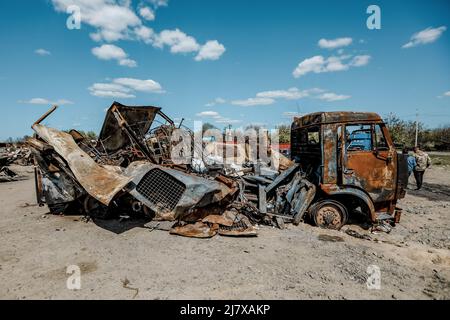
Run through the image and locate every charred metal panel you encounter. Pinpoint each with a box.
[396,154,408,199]
[322,124,338,184]
[343,148,395,202]
[293,111,382,128]
[98,102,161,153]
[291,178,316,224]
[32,124,133,205]
[321,183,377,222]
[125,162,233,220]
[135,168,186,212]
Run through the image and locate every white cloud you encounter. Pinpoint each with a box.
[196,111,220,117]
[256,87,309,100]
[113,78,164,92]
[118,58,137,67]
[154,29,200,53]
[318,92,351,102]
[282,111,302,118]
[215,118,242,124]
[402,26,447,48]
[148,0,169,8]
[25,98,51,104]
[292,54,371,78]
[51,1,225,61]
[52,0,141,42]
[196,110,241,124]
[89,77,164,98]
[89,83,132,92]
[134,26,154,43]
[195,40,226,61]
[51,0,225,62]
[152,31,225,60]
[19,98,73,105]
[54,99,74,105]
[231,97,275,107]
[318,37,352,49]
[92,44,127,60]
[139,6,155,21]
[205,97,226,107]
[91,44,137,67]
[88,82,136,98]
[349,55,371,67]
[90,90,135,98]
[443,91,450,97]
[35,49,51,56]
[229,87,347,107]
[293,55,325,77]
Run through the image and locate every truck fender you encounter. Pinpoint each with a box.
[321,186,376,222]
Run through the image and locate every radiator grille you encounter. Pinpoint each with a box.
[136,169,186,212]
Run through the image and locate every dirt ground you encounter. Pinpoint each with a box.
[0,164,449,300]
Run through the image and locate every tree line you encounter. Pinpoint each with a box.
[3,118,449,151]
[2,130,98,144]
[275,115,450,151]
[384,113,450,151]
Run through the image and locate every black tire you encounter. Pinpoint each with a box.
[310,199,348,230]
[83,196,110,219]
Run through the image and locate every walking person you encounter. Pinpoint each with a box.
[413,146,431,190]
[403,147,416,180]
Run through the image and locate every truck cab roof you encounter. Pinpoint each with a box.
[293,111,382,129]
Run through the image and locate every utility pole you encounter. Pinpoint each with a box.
[415,109,419,147]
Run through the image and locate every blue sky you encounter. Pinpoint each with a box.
[0,0,449,140]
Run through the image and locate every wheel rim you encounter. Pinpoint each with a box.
[315,204,343,229]
[84,196,109,218]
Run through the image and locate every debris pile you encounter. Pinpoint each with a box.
[0,166,20,182]
[0,144,31,182]
[0,144,32,167]
[26,103,320,237]
[27,102,406,237]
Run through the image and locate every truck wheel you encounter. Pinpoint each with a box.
[310,200,348,230]
[83,196,110,219]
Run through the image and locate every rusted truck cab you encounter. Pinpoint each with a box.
[291,112,408,229]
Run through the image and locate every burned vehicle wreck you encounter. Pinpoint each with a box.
[27,103,407,237]
[290,112,408,229]
[27,103,253,237]
[29,103,235,213]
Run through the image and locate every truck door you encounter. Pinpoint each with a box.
[342,123,396,202]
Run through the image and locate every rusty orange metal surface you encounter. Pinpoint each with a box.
[291,111,407,222]
[32,124,132,206]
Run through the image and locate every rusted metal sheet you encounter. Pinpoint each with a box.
[293,111,382,129]
[32,124,132,205]
[218,216,257,237]
[0,166,21,182]
[291,178,316,224]
[291,111,407,224]
[320,183,377,222]
[202,214,234,227]
[343,149,395,202]
[29,103,408,235]
[99,102,161,153]
[125,162,235,220]
[170,221,219,238]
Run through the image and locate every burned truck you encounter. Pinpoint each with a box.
[27,103,407,236]
[289,112,408,229]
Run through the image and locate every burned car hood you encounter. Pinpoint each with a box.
[31,124,133,205]
[98,101,161,153]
